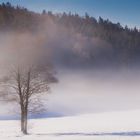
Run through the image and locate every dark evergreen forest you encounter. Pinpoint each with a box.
[1,2,140,69]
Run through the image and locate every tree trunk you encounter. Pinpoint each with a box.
[24,109,28,134]
[21,109,28,134]
[21,111,24,132]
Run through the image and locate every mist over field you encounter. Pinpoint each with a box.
[0,68,140,119]
[41,69,140,115]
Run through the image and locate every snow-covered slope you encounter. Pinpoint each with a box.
[1,110,140,140]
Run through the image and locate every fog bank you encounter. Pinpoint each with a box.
[46,69,140,117]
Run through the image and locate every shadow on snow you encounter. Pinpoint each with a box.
[34,131,140,137]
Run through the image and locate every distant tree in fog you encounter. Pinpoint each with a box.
[0,60,57,134]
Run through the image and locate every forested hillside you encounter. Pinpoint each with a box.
[0,2,140,68]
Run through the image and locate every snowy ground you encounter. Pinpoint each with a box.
[0,110,140,140]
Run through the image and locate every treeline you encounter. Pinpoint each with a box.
[0,2,140,68]
[0,2,40,31]
[49,12,140,68]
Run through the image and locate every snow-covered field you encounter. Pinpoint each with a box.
[0,70,140,139]
[1,110,140,140]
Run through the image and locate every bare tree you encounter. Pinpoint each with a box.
[0,62,57,134]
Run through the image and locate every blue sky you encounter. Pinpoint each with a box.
[0,0,140,28]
